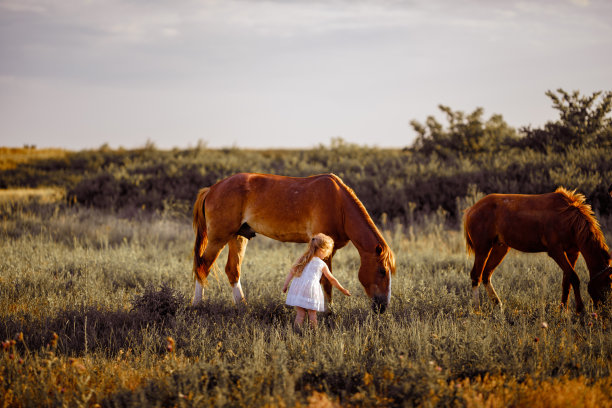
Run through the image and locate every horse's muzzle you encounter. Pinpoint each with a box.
[588,283,611,306]
[588,268,612,307]
[372,295,389,313]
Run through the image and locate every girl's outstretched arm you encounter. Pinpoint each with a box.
[321,265,351,296]
[282,269,294,293]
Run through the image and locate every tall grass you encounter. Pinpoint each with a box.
[1,201,611,407]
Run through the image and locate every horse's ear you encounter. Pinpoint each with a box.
[375,244,383,256]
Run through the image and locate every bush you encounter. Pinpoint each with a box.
[131,284,185,327]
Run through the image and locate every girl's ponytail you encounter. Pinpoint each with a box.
[291,233,334,277]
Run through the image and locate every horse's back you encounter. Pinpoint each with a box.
[467,192,568,218]
[465,191,573,252]
[206,173,345,242]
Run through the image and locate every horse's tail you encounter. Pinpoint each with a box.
[463,209,475,257]
[193,187,211,282]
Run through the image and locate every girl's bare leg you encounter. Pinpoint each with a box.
[307,309,318,329]
[294,307,306,328]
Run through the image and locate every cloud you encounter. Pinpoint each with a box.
[1,0,611,149]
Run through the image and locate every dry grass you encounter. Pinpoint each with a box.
[0,188,65,203]
[450,374,612,408]
[1,202,611,407]
[0,147,67,170]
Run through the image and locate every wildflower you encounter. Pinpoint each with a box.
[591,313,598,319]
[69,358,86,373]
[541,322,548,329]
[16,332,23,342]
[50,332,58,348]
[166,337,175,353]
[534,337,539,343]
[179,392,193,400]
[363,372,373,386]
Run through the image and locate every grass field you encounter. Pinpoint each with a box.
[1,196,612,407]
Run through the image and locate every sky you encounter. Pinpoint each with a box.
[1,0,611,150]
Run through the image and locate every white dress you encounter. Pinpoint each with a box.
[286,257,326,312]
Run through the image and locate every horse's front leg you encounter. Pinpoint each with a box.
[565,250,584,312]
[549,249,584,313]
[321,276,333,313]
[193,279,204,306]
[321,254,334,313]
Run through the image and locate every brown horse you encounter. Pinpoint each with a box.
[192,173,396,312]
[464,187,611,313]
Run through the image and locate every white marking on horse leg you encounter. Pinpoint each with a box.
[231,279,245,305]
[472,285,480,308]
[192,279,203,306]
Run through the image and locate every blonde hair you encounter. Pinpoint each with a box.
[291,233,334,277]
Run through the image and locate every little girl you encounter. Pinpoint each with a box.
[282,233,351,329]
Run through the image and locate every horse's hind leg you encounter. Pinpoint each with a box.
[470,247,493,309]
[225,235,249,305]
[193,239,226,306]
[481,244,509,309]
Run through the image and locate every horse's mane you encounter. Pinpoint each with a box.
[328,173,396,274]
[555,187,609,252]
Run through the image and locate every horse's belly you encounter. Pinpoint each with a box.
[246,219,311,243]
[501,236,547,253]
[241,191,337,243]
[508,243,547,253]
[260,229,310,243]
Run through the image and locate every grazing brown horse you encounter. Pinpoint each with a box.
[464,187,611,313]
[192,173,396,312]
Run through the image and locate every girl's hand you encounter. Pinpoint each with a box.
[342,288,351,296]
[282,284,288,293]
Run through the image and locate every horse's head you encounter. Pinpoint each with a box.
[358,244,396,313]
[588,266,612,306]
